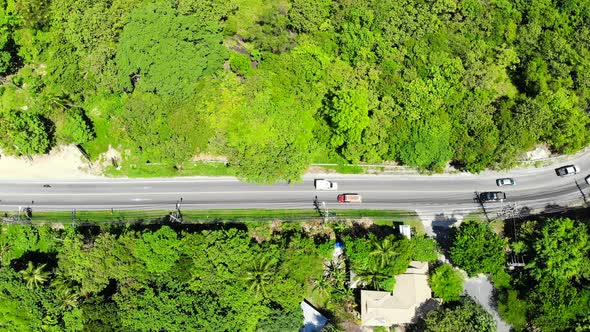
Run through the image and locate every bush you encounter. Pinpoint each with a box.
[429,264,464,302]
[497,290,527,332]
[229,52,253,76]
[411,235,438,262]
[490,269,511,289]
[0,111,51,155]
[59,109,94,144]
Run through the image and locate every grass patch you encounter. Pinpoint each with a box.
[31,209,168,223]
[324,164,364,174]
[104,161,235,178]
[81,117,112,159]
[183,209,416,221]
[26,209,417,224]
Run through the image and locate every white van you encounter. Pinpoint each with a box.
[315,179,338,190]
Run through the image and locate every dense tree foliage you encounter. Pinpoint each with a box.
[497,217,590,332]
[115,2,226,98]
[450,220,507,278]
[1,0,590,181]
[0,221,437,331]
[419,297,496,332]
[0,111,50,155]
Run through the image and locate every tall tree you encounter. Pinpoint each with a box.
[357,262,388,290]
[115,2,227,98]
[450,221,507,276]
[527,218,590,281]
[369,236,399,268]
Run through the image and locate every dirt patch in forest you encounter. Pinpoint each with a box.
[353,217,374,228]
[0,145,99,179]
[100,145,123,168]
[523,144,552,160]
[302,219,335,239]
[306,166,337,174]
[191,153,228,163]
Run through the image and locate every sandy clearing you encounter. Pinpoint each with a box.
[0,145,102,179]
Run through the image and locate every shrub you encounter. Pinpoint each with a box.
[229,52,253,76]
[497,290,527,332]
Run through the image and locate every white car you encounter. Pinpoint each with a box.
[555,165,578,177]
[314,179,338,190]
[585,175,590,185]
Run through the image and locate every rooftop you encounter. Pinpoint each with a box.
[361,261,431,327]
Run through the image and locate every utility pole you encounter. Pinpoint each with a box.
[71,209,77,227]
[170,197,184,223]
[504,202,526,269]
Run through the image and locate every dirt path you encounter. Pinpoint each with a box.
[463,275,511,332]
[417,211,512,332]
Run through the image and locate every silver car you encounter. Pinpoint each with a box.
[496,178,516,187]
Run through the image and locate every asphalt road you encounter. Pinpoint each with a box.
[1,152,589,213]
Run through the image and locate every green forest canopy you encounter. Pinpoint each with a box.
[449,217,590,332]
[1,0,590,182]
[0,221,438,331]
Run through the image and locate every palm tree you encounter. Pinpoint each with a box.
[55,287,79,309]
[243,256,276,298]
[0,244,10,264]
[357,263,388,290]
[20,261,49,289]
[52,278,80,309]
[370,237,399,268]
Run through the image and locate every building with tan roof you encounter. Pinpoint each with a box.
[360,261,431,328]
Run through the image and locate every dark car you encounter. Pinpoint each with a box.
[555,165,578,177]
[496,178,516,187]
[479,191,506,202]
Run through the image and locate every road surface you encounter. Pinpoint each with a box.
[0,152,589,214]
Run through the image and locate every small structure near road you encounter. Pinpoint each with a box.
[360,261,431,329]
[399,225,412,239]
[300,300,328,332]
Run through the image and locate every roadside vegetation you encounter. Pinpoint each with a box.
[21,208,418,224]
[447,216,590,331]
[1,0,590,182]
[414,297,496,332]
[0,217,437,331]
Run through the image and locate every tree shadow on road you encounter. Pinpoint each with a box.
[431,213,458,254]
